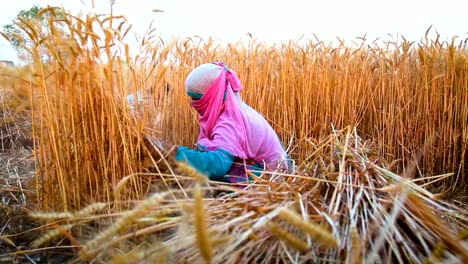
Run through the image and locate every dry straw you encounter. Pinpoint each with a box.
[24,128,468,263]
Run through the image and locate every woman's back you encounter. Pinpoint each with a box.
[238,102,287,168]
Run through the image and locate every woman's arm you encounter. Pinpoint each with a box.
[175,146,235,182]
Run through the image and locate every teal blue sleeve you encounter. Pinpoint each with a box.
[175,146,235,182]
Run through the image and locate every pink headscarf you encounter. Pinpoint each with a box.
[186,62,287,168]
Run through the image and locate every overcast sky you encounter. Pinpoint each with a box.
[1,0,467,63]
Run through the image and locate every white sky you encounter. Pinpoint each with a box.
[0,0,467,63]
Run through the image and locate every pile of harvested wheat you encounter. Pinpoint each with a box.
[28,128,467,263]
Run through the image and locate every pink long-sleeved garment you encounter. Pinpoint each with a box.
[189,63,287,169]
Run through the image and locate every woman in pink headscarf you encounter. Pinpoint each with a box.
[175,62,289,183]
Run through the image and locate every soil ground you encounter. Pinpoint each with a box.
[0,133,76,263]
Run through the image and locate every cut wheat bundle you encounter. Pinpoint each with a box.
[26,127,467,263]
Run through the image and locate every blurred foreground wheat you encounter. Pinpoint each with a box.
[28,128,468,263]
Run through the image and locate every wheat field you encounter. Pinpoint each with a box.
[0,8,467,263]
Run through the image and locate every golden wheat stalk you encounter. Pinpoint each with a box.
[267,221,309,253]
[29,212,74,221]
[177,161,209,183]
[277,208,339,249]
[193,183,213,264]
[80,192,166,259]
[30,223,75,249]
[348,227,362,264]
[29,202,107,221]
[72,202,107,219]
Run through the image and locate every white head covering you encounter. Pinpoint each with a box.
[185,63,223,95]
